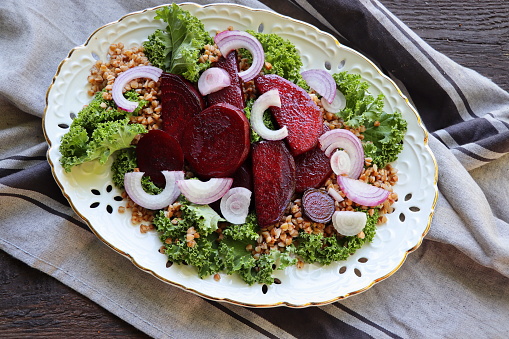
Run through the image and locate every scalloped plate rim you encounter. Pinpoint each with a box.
[43,2,438,308]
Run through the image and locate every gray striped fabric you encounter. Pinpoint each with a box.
[1,0,508,338]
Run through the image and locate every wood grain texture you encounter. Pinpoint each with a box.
[0,251,149,338]
[382,0,509,91]
[1,0,508,337]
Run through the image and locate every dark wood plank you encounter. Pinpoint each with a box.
[2,0,508,336]
[0,251,149,338]
[382,0,509,91]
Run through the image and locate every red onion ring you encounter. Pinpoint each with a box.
[214,30,264,82]
[319,129,364,179]
[301,69,336,104]
[177,178,233,205]
[321,89,346,113]
[330,150,351,176]
[112,66,163,112]
[220,187,252,224]
[198,67,231,95]
[250,89,288,140]
[337,175,390,207]
[124,170,184,210]
[332,211,367,236]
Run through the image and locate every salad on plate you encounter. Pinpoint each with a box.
[58,3,407,286]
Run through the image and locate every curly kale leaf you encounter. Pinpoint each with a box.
[218,240,294,286]
[59,90,147,172]
[222,213,259,242]
[244,31,307,89]
[60,117,146,172]
[294,210,378,265]
[110,148,162,194]
[70,90,144,132]
[143,4,213,82]
[154,206,295,285]
[332,72,407,167]
[184,203,225,236]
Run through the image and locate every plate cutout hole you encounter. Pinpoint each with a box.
[257,23,264,33]
[405,193,412,201]
[106,205,113,214]
[114,195,123,201]
[358,257,368,263]
[274,278,281,285]
[70,112,76,120]
[106,185,113,193]
[339,266,347,274]
[262,284,268,294]
[166,261,173,268]
[354,268,362,277]
[91,52,100,60]
[324,61,332,70]
[399,213,406,222]
[91,189,100,195]
[410,206,420,212]
[90,202,100,208]
[58,123,69,129]
[337,59,346,70]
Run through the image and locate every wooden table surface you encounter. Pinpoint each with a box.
[1,0,508,337]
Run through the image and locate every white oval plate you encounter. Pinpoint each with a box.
[43,3,438,307]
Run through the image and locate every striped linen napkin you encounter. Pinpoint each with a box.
[1,0,508,337]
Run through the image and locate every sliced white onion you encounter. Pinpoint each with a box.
[301,69,336,104]
[112,65,163,112]
[124,170,184,210]
[198,67,231,95]
[332,211,367,236]
[327,187,344,202]
[250,89,288,140]
[214,30,264,82]
[337,175,390,207]
[220,187,252,224]
[321,89,346,113]
[331,150,351,176]
[177,178,233,205]
[319,129,364,179]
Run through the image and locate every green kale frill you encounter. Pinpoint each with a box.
[59,90,148,172]
[143,4,213,83]
[332,72,407,168]
[154,203,296,285]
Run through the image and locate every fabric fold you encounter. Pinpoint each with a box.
[1,0,509,338]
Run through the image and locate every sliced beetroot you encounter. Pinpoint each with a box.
[294,123,333,192]
[160,72,205,143]
[255,74,322,156]
[207,51,244,110]
[181,103,250,178]
[302,188,335,224]
[252,140,296,228]
[232,161,253,192]
[135,129,184,186]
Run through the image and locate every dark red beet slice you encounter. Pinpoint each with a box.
[207,51,244,110]
[302,188,335,223]
[252,140,296,228]
[231,161,253,191]
[255,74,322,156]
[294,123,333,192]
[160,72,205,143]
[181,103,250,178]
[135,129,184,186]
